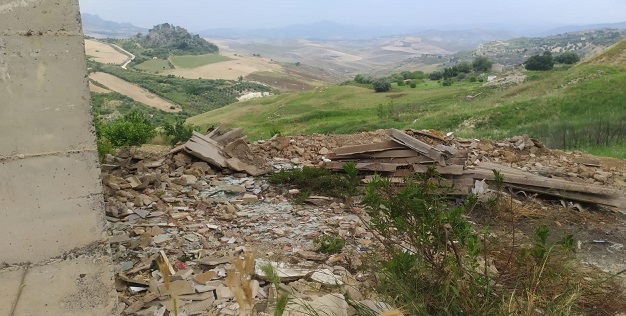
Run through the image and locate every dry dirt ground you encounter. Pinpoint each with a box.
[164,51,281,80]
[84,39,129,65]
[89,81,111,94]
[89,72,181,113]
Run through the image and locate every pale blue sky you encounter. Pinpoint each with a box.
[79,0,626,31]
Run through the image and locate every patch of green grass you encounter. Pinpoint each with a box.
[269,166,355,198]
[134,59,172,73]
[314,235,345,255]
[170,54,232,68]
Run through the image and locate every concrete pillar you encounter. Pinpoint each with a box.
[0,1,117,315]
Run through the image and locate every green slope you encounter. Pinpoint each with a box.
[188,40,626,157]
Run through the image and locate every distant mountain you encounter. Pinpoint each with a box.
[81,13,147,38]
[538,21,626,36]
[200,21,404,40]
[453,28,626,66]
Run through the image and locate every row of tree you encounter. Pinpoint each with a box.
[355,56,494,92]
[524,51,581,71]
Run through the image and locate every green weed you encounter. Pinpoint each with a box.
[314,235,346,255]
[269,166,357,198]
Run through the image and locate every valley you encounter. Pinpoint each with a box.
[78,9,626,316]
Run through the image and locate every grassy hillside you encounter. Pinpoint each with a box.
[188,39,626,157]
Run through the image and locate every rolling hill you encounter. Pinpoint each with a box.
[188,38,626,157]
[81,13,147,38]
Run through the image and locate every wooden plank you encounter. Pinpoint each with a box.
[464,162,624,196]
[205,126,220,138]
[446,158,468,165]
[331,140,407,156]
[435,144,458,156]
[388,129,446,166]
[192,131,223,149]
[184,141,228,168]
[506,183,626,211]
[370,149,420,158]
[213,128,245,146]
[323,161,404,172]
[408,129,447,143]
[375,157,435,164]
[413,164,464,175]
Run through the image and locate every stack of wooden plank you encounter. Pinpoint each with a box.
[177,128,272,176]
[324,129,626,211]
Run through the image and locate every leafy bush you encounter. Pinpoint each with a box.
[524,51,555,71]
[428,70,444,80]
[102,111,155,147]
[372,78,392,93]
[555,51,581,64]
[473,56,493,72]
[360,170,626,315]
[361,172,487,314]
[162,118,195,145]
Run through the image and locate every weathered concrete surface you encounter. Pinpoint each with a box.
[0,1,117,315]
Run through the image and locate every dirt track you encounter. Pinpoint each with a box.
[84,39,129,65]
[89,72,181,113]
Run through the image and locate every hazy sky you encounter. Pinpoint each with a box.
[79,0,626,31]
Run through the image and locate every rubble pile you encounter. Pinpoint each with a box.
[102,147,380,315]
[321,129,626,209]
[257,131,626,188]
[102,128,626,315]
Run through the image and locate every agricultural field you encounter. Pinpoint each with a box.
[89,72,181,113]
[164,52,281,80]
[169,54,232,68]
[89,80,111,94]
[134,59,172,73]
[84,39,129,65]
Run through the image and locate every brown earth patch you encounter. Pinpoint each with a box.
[89,72,181,113]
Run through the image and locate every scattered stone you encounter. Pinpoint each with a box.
[310,269,344,286]
[216,285,234,299]
[297,251,327,262]
[241,194,258,203]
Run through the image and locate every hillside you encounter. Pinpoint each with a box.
[460,28,626,65]
[188,39,626,157]
[129,23,219,58]
[400,28,626,71]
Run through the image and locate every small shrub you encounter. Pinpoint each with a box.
[314,234,346,254]
[469,76,477,82]
[372,78,391,93]
[442,78,454,86]
[102,111,155,147]
[162,118,195,145]
[409,82,417,88]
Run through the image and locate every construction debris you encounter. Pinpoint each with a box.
[102,127,626,315]
[182,129,272,176]
[323,129,626,211]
